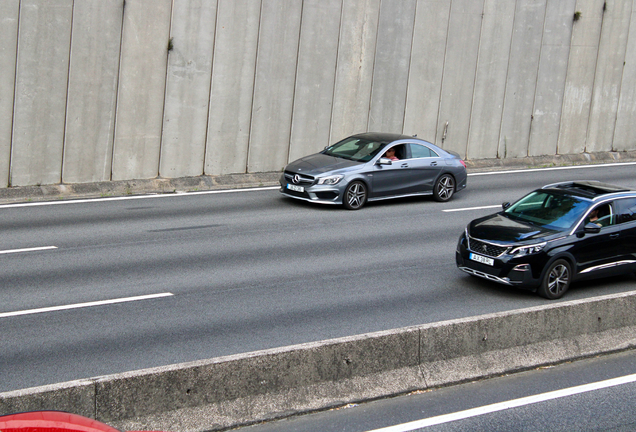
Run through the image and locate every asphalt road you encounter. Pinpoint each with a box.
[1,163,636,392]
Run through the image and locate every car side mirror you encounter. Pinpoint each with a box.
[584,223,601,234]
[377,157,392,165]
[502,202,511,210]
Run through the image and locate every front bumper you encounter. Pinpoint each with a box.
[279,174,343,205]
[455,235,541,289]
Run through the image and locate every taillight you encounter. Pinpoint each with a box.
[460,159,466,168]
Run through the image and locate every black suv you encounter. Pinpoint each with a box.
[456,181,636,299]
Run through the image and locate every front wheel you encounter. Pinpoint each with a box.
[433,174,455,202]
[343,181,367,210]
[537,259,571,299]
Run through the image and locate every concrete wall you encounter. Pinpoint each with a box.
[0,0,19,187]
[205,0,260,176]
[111,0,172,181]
[2,291,636,432]
[1,0,636,188]
[161,0,217,179]
[63,0,123,184]
[11,0,73,187]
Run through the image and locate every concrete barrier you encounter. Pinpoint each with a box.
[2,291,636,431]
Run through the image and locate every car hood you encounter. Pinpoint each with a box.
[285,153,361,175]
[468,213,560,243]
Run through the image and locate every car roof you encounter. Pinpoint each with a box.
[541,180,634,200]
[351,132,414,143]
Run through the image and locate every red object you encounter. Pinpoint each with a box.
[0,411,166,432]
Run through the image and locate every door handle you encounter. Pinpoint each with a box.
[610,233,620,239]
[401,163,409,168]
[430,161,438,166]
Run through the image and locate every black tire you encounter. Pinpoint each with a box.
[537,259,571,299]
[343,181,368,210]
[433,174,455,202]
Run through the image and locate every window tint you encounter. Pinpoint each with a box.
[384,144,405,160]
[586,203,614,227]
[614,197,636,224]
[323,137,384,162]
[505,191,588,230]
[409,143,438,158]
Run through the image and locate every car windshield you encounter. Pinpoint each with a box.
[323,137,386,162]
[504,191,589,230]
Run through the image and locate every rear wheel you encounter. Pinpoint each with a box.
[433,174,455,202]
[537,259,571,299]
[343,181,367,210]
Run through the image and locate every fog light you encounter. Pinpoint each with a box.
[513,264,530,272]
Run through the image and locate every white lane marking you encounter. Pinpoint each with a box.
[442,205,501,213]
[0,246,58,255]
[1,161,635,209]
[0,293,174,319]
[366,373,636,432]
[468,161,636,176]
[0,186,280,209]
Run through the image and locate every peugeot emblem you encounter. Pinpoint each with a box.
[482,245,488,253]
[293,174,301,184]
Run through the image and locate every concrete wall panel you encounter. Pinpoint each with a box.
[329,0,380,143]
[403,0,451,142]
[160,0,217,179]
[205,0,261,176]
[437,0,485,158]
[498,0,547,158]
[528,0,576,156]
[288,0,342,161]
[0,0,19,188]
[63,0,123,184]
[247,0,302,173]
[367,0,416,133]
[11,0,73,187]
[613,4,636,151]
[557,0,604,155]
[586,0,632,152]
[2,0,636,188]
[466,0,515,159]
[112,0,172,181]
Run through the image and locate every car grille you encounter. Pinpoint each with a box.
[284,171,315,186]
[467,236,509,258]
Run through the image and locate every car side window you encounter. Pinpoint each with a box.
[382,144,405,160]
[614,198,636,224]
[586,203,614,227]
[408,143,438,158]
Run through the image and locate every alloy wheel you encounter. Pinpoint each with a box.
[434,174,455,202]
[344,181,367,210]
[547,264,570,296]
[538,259,572,299]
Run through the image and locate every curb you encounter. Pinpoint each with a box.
[2,291,636,431]
[1,151,635,204]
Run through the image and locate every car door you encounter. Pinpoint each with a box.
[570,202,622,278]
[613,197,636,272]
[403,143,444,193]
[370,144,413,198]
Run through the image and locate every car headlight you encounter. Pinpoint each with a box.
[510,242,546,256]
[317,175,343,185]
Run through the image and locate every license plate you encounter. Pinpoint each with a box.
[287,184,304,192]
[469,253,494,266]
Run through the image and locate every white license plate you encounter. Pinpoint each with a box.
[287,184,304,192]
[469,253,494,266]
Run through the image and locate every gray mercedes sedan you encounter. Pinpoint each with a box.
[280,132,467,210]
